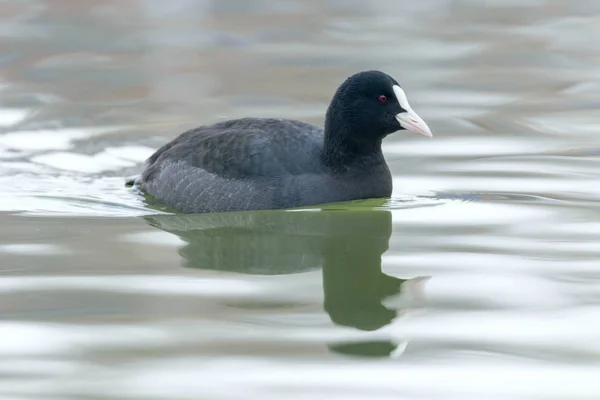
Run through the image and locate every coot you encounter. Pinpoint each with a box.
[130,70,432,213]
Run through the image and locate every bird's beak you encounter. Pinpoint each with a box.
[395,110,433,138]
[393,85,433,138]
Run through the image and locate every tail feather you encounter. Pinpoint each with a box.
[125,175,140,187]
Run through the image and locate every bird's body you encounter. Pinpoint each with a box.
[131,70,432,214]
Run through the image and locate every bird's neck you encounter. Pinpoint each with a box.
[322,129,385,172]
[322,105,384,169]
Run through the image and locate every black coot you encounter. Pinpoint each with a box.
[130,70,433,213]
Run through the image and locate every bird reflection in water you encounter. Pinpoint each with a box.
[144,202,428,358]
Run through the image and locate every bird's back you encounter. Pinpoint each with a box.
[138,118,329,213]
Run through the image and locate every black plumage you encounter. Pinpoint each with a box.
[131,70,431,213]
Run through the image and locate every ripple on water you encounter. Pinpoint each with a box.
[0,243,69,255]
[0,126,125,152]
[1,1,600,399]
[0,108,30,127]
[0,176,154,216]
[0,276,269,308]
[31,145,155,173]
[0,123,160,216]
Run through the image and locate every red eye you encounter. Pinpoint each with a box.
[378,95,387,103]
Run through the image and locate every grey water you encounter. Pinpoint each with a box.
[1,1,599,399]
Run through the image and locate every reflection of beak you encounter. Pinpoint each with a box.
[396,111,433,138]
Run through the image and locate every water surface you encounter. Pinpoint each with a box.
[1,1,599,399]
